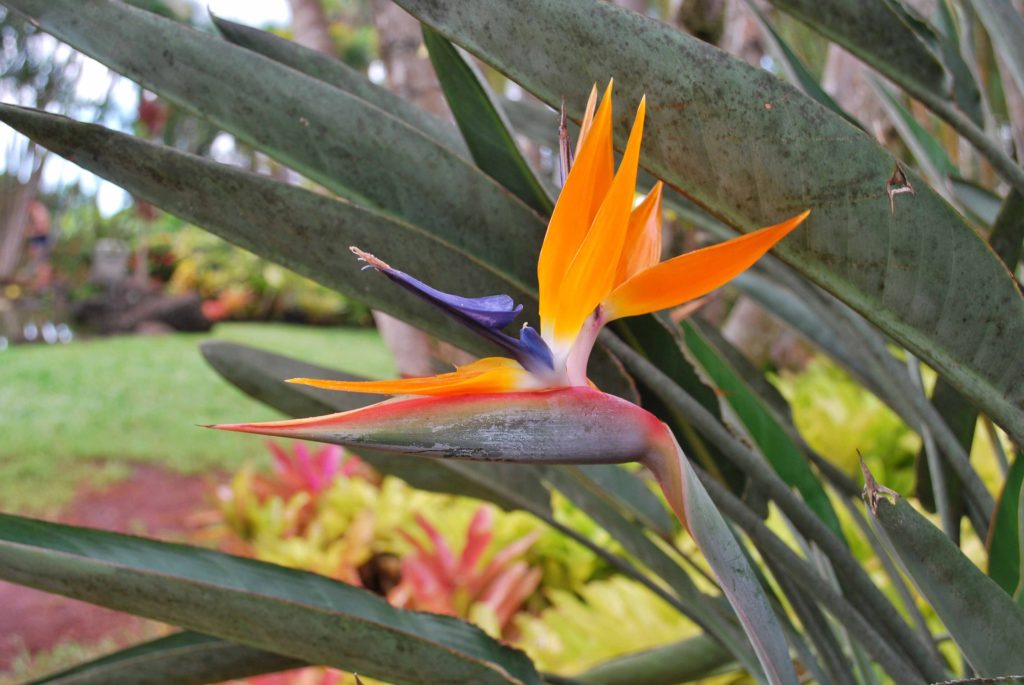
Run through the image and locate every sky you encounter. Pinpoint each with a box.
[1,1,292,216]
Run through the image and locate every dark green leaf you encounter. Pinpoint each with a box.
[422,25,554,214]
[393,0,1024,444]
[0,514,543,685]
[211,15,466,153]
[915,188,1023,519]
[25,632,301,685]
[872,497,1024,675]
[579,633,735,685]
[988,450,1024,600]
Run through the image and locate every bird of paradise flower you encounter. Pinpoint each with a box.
[213,82,808,685]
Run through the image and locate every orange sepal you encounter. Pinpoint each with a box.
[614,181,664,286]
[553,96,647,343]
[538,81,615,333]
[288,357,533,397]
[603,209,809,320]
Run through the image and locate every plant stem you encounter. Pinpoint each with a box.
[603,331,948,683]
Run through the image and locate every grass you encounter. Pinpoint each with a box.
[0,323,396,512]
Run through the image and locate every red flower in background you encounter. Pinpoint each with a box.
[388,507,541,637]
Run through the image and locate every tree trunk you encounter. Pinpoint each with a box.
[0,158,45,282]
[287,0,335,56]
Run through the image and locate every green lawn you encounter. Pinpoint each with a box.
[0,323,395,512]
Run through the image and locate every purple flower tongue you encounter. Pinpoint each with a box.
[351,247,553,372]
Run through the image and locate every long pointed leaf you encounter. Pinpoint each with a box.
[989,450,1024,600]
[649,438,799,685]
[422,26,554,214]
[25,632,301,685]
[579,633,735,685]
[393,0,1024,445]
[210,15,466,154]
[0,514,543,685]
[872,497,1024,676]
[538,465,761,678]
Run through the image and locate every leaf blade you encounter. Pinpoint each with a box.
[422,25,554,214]
[25,632,302,685]
[0,514,543,685]
[873,497,1024,675]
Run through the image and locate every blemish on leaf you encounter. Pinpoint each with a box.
[860,454,899,515]
[886,162,915,214]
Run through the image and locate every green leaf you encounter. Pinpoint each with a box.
[988,450,1024,600]
[680,319,844,539]
[210,15,466,154]
[200,340,554,515]
[0,514,542,685]
[915,188,1023,518]
[0,104,535,359]
[393,0,1024,445]
[422,25,554,214]
[872,497,1024,675]
[7,0,546,297]
[25,632,301,685]
[579,633,735,685]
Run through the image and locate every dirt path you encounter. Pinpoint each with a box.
[0,464,215,671]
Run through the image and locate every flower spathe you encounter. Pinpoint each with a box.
[212,82,809,524]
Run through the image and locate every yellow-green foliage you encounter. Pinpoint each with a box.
[515,575,698,675]
[773,356,919,492]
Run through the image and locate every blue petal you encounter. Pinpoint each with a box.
[518,324,554,370]
[352,247,554,371]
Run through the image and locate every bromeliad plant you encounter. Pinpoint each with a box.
[1,1,1023,685]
